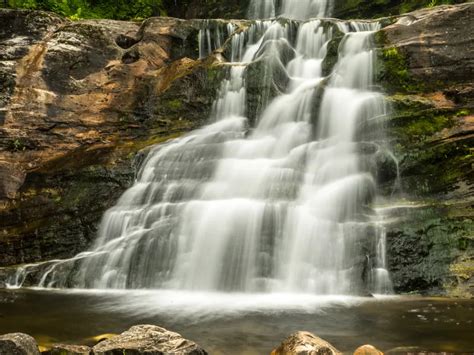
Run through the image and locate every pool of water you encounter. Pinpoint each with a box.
[0,289,473,354]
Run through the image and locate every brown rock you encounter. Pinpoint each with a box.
[92,325,207,355]
[47,344,91,355]
[271,331,341,355]
[354,345,384,355]
[382,3,474,97]
[0,9,228,268]
[0,161,25,199]
[0,332,40,355]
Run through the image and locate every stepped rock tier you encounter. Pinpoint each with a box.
[0,2,473,297]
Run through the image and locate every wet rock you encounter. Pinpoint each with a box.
[92,325,207,355]
[0,10,225,268]
[374,3,474,297]
[378,4,474,95]
[271,331,341,355]
[0,332,39,355]
[354,345,384,355]
[47,344,91,355]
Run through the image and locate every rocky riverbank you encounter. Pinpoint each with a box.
[0,325,387,355]
[0,3,472,296]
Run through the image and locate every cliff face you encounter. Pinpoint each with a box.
[0,4,472,296]
[374,4,473,297]
[0,9,230,265]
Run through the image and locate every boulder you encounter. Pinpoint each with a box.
[354,345,384,355]
[271,331,341,355]
[0,332,39,355]
[92,325,207,355]
[47,344,92,355]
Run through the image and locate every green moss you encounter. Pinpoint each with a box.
[455,109,470,117]
[376,44,425,93]
[404,114,450,137]
[390,108,455,141]
[166,99,182,111]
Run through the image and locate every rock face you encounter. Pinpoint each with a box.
[92,325,207,355]
[271,331,341,355]
[0,332,39,355]
[374,3,474,296]
[0,9,229,266]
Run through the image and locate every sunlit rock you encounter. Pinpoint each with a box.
[354,344,384,355]
[47,344,91,355]
[271,331,341,355]
[92,325,207,355]
[0,332,39,355]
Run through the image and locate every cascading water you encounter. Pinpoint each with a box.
[248,0,333,20]
[8,1,392,295]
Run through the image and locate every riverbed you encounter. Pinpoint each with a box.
[1,289,473,354]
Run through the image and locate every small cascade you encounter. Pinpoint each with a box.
[198,21,236,59]
[247,0,275,20]
[247,0,333,20]
[7,1,393,295]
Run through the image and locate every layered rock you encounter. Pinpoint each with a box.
[0,9,230,266]
[373,3,474,296]
[92,325,207,354]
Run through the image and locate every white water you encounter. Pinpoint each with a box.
[248,0,333,20]
[7,2,392,296]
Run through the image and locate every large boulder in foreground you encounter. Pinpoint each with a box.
[0,332,39,355]
[92,325,207,355]
[271,331,341,355]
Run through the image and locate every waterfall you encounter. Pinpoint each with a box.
[7,1,392,295]
[248,0,333,20]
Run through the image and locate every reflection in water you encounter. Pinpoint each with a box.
[0,289,473,354]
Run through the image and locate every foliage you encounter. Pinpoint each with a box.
[2,0,166,20]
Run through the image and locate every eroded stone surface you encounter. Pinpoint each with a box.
[92,325,207,355]
[47,343,91,355]
[0,332,39,355]
[271,331,341,355]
